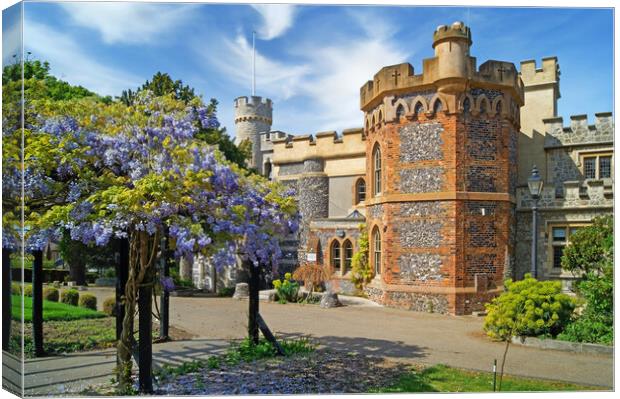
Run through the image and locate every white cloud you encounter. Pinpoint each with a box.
[59,2,195,45]
[251,4,296,40]
[205,33,311,101]
[24,21,142,96]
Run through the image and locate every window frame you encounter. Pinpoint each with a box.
[354,177,366,204]
[372,227,382,276]
[372,144,382,196]
[343,240,353,274]
[547,223,589,272]
[330,239,341,274]
[579,150,613,180]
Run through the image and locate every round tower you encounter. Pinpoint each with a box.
[234,96,273,171]
[432,21,472,93]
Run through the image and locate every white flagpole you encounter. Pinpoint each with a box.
[252,31,256,96]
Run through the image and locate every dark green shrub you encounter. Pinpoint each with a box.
[23,284,33,297]
[351,224,372,291]
[78,293,97,310]
[561,216,613,277]
[60,289,79,306]
[103,297,117,316]
[484,274,576,340]
[43,287,59,302]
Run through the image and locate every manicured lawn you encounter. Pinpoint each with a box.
[11,295,106,322]
[373,364,601,393]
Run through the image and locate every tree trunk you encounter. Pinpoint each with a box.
[498,339,511,391]
[248,260,260,345]
[116,239,129,341]
[117,230,159,394]
[138,266,154,393]
[68,260,86,286]
[159,234,169,340]
[3,248,12,351]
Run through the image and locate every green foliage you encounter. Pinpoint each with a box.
[561,216,613,277]
[272,272,300,303]
[23,284,33,297]
[3,59,103,101]
[60,289,80,306]
[225,337,315,365]
[43,287,59,302]
[170,268,193,288]
[58,229,116,283]
[372,364,598,393]
[11,295,106,322]
[120,72,196,106]
[103,297,117,316]
[78,293,98,310]
[217,287,235,297]
[484,274,575,340]
[557,259,613,345]
[351,224,372,291]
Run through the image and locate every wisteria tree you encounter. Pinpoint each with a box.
[31,92,299,392]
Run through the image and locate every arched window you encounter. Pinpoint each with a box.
[264,160,272,180]
[355,178,366,204]
[371,115,375,127]
[495,100,502,115]
[330,240,341,272]
[414,102,424,115]
[372,228,381,276]
[373,145,382,195]
[433,99,443,114]
[463,97,471,114]
[378,111,383,125]
[396,104,405,120]
[316,242,323,265]
[343,240,353,272]
[365,119,369,132]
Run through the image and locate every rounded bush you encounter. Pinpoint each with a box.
[23,284,33,297]
[103,297,117,316]
[11,283,22,295]
[60,289,79,306]
[43,287,59,302]
[78,293,97,310]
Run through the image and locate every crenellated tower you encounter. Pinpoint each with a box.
[234,95,273,172]
[360,21,523,315]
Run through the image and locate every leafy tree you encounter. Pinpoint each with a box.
[484,275,575,390]
[561,215,613,277]
[57,230,116,285]
[350,224,372,292]
[558,216,614,344]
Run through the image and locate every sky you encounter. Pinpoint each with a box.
[1,1,615,138]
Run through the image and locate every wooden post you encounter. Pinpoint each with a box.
[32,250,44,357]
[2,248,12,351]
[116,238,129,341]
[138,267,154,393]
[248,260,259,345]
[257,314,284,356]
[159,235,169,341]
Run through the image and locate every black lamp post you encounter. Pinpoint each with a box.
[527,165,544,278]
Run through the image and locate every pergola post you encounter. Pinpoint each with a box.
[248,260,260,345]
[159,234,169,341]
[138,266,154,393]
[32,250,44,357]
[2,248,12,351]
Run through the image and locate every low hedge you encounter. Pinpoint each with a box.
[103,297,116,316]
[78,293,97,311]
[60,289,79,306]
[43,287,60,302]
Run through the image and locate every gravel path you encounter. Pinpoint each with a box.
[154,350,408,395]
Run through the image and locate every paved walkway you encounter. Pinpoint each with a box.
[3,296,613,395]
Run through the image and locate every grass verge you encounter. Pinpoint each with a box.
[11,294,106,322]
[373,364,601,393]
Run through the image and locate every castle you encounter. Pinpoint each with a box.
[231,22,614,315]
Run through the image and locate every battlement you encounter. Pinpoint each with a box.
[517,178,613,211]
[271,128,365,164]
[234,95,272,108]
[433,21,472,48]
[543,113,613,148]
[360,22,523,111]
[519,57,560,91]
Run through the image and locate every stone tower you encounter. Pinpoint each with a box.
[360,22,523,315]
[234,96,273,172]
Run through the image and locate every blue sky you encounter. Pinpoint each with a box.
[2,2,614,138]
